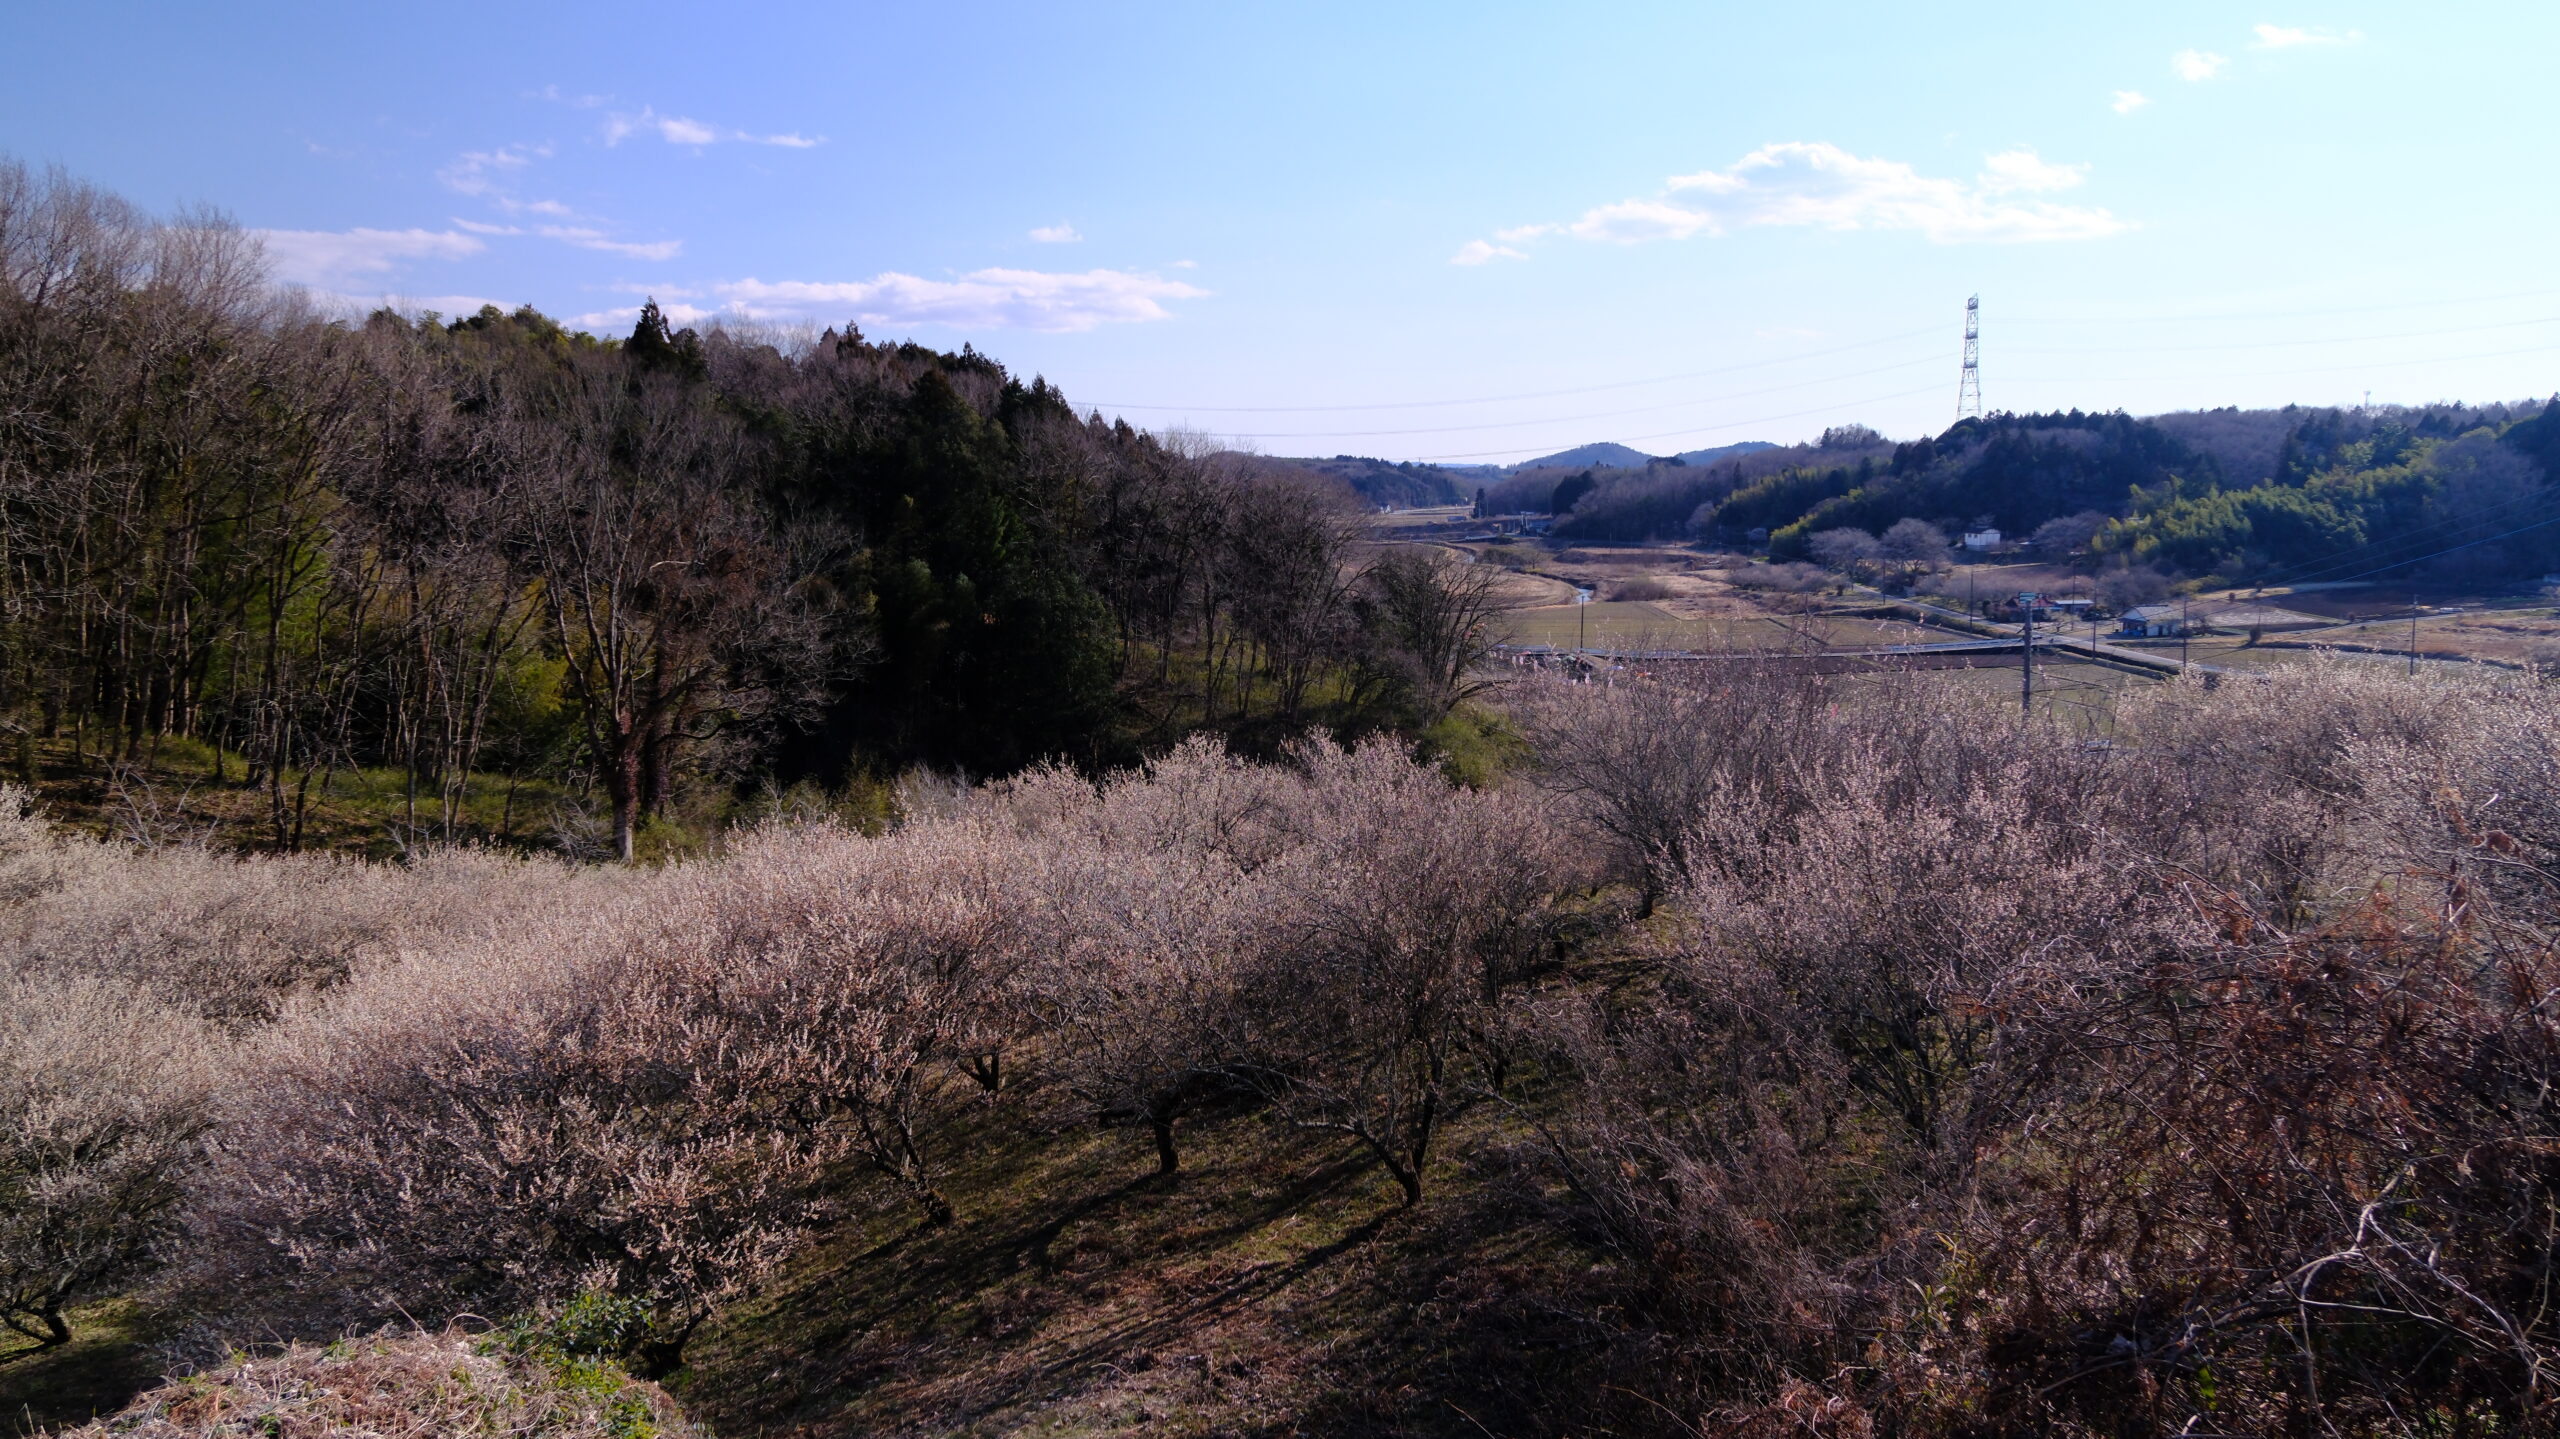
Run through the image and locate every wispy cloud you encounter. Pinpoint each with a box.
[257,227,486,288]
[603,105,823,149]
[435,144,584,220]
[534,85,611,109]
[1976,148,2089,194]
[437,144,549,197]
[2252,23,2360,48]
[2173,49,2229,81]
[1029,223,1083,244]
[1462,141,2125,260]
[451,218,522,236]
[536,226,682,262]
[2112,89,2151,114]
[712,267,1208,332]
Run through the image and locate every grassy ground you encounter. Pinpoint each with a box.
[676,1089,1596,1439]
[11,732,583,858]
[2,1300,172,1435]
[1918,657,2156,731]
[0,1083,1609,1438]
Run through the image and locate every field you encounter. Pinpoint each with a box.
[1495,602,1944,652]
[1460,542,2560,691]
[1465,542,1954,652]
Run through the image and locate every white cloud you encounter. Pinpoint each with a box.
[569,300,721,330]
[437,145,581,220]
[1977,148,2089,194]
[604,105,824,149]
[391,294,513,318]
[1465,142,2123,258]
[2252,23,2359,47]
[1568,198,1724,243]
[437,144,548,197]
[2112,89,2151,114]
[1029,223,1083,244]
[1450,239,1527,265]
[535,226,683,262]
[451,218,522,235]
[284,291,517,323]
[2173,49,2229,81]
[257,227,486,288]
[1169,259,1199,269]
[714,267,1207,332]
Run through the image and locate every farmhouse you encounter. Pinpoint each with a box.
[2118,603,2189,638]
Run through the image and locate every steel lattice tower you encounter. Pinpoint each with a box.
[1957,294,1982,419]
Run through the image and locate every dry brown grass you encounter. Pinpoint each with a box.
[42,1330,696,1437]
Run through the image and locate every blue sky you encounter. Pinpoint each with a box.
[5,1,2554,462]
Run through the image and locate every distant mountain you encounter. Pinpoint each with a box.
[1508,440,1779,473]
[1671,440,1780,468]
[1509,442,1657,472]
[1252,455,1470,509]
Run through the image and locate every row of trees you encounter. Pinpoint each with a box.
[18,662,2560,1434]
[0,735,1565,1376]
[0,160,1495,858]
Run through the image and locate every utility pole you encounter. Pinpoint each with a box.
[1958,295,1983,421]
[1576,585,1590,677]
[2180,596,2190,672]
[2409,598,2420,675]
[2019,592,2037,717]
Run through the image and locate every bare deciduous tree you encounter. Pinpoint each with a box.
[504,363,826,861]
[1250,737,1564,1205]
[0,969,211,1351]
[1359,546,1507,723]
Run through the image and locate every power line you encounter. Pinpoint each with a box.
[1998,339,2560,386]
[2004,286,2560,325]
[1399,383,1946,462]
[2226,481,2560,596]
[1088,306,2558,424]
[2280,511,2560,593]
[1208,355,1942,441]
[1226,328,2554,460]
[2007,313,2560,356]
[1085,323,1944,413]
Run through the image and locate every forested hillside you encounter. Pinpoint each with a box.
[1492,402,2560,585]
[0,162,1498,858]
[1246,453,1470,509]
